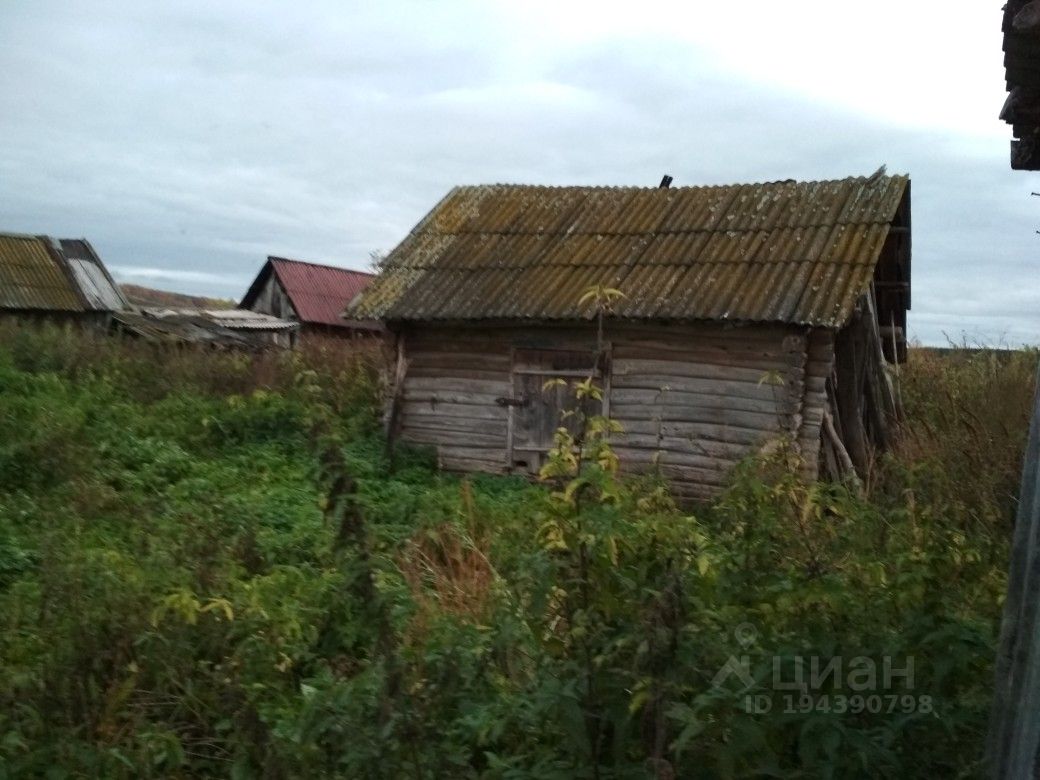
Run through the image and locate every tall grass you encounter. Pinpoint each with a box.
[0,322,1031,778]
[876,346,1037,530]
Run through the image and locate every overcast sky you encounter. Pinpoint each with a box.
[1,1,1037,345]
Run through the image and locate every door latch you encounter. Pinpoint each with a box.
[495,394,529,408]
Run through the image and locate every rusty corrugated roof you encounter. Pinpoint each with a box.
[240,256,379,330]
[347,173,910,327]
[0,233,86,312]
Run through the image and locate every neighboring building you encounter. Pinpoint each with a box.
[112,308,297,349]
[0,232,295,348]
[345,173,911,501]
[240,256,380,338]
[0,232,129,324]
[1001,0,1040,168]
[202,308,298,347]
[120,283,236,311]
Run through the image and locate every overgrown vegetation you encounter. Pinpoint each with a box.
[0,323,1033,778]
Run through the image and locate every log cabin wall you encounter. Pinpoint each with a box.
[391,320,837,502]
[830,292,901,479]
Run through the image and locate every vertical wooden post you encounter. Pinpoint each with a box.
[384,331,408,467]
[505,346,516,472]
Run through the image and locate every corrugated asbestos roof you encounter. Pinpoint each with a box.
[112,311,255,347]
[0,233,85,311]
[203,309,298,330]
[0,233,131,313]
[346,173,910,327]
[113,308,297,346]
[240,257,378,329]
[59,239,131,311]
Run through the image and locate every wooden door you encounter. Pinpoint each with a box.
[508,348,603,474]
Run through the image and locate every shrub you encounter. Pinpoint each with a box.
[0,324,1020,778]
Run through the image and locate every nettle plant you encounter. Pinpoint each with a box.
[537,284,626,504]
[528,286,717,775]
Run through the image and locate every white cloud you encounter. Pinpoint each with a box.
[108,266,238,286]
[0,0,1036,344]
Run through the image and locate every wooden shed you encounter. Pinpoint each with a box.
[0,232,130,326]
[345,173,911,501]
[240,256,381,339]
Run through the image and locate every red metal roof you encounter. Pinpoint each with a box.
[246,257,376,329]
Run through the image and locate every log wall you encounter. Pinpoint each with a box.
[392,321,835,500]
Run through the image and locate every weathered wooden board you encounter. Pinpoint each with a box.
[402,390,504,406]
[404,377,510,395]
[408,353,512,371]
[611,403,785,432]
[401,400,507,421]
[404,416,507,436]
[613,420,778,448]
[408,366,511,382]
[612,359,801,383]
[611,390,799,415]
[611,378,788,403]
[987,363,1040,779]
[613,433,771,458]
[394,320,825,497]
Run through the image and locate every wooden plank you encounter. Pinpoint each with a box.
[610,389,797,415]
[407,351,511,369]
[408,355,511,372]
[506,346,516,470]
[610,320,800,343]
[612,359,801,384]
[404,416,507,436]
[404,376,510,395]
[402,389,504,406]
[615,409,782,434]
[409,328,593,352]
[613,431,759,456]
[511,368,594,378]
[614,415,783,442]
[987,363,1040,779]
[613,375,803,407]
[614,419,776,446]
[408,366,509,382]
[607,391,786,422]
[513,347,598,373]
[610,378,789,404]
[385,333,410,461]
[402,428,504,447]
[613,332,796,352]
[613,345,799,370]
[804,376,826,394]
[406,322,800,354]
[807,330,836,361]
[402,401,505,421]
